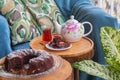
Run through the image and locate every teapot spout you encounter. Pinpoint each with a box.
[54,20,62,34]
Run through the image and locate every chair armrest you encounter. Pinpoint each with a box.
[0,15,12,58]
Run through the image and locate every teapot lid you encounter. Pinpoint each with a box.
[66,15,78,24]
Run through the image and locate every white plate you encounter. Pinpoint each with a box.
[45,43,72,51]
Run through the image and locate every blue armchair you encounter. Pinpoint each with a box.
[0,0,119,80]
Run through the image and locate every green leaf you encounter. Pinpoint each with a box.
[72,60,120,80]
[100,26,120,70]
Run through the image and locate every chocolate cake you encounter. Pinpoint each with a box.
[49,35,70,48]
[4,49,54,75]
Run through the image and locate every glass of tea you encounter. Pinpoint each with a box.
[41,25,52,42]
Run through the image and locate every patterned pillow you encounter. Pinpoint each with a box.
[0,0,42,45]
[21,0,65,32]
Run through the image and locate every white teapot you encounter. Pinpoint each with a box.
[54,15,93,42]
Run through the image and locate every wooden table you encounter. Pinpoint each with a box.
[30,36,94,80]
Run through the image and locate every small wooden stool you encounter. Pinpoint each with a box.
[30,36,94,80]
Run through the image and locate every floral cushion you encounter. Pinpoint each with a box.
[0,0,42,45]
[21,0,65,32]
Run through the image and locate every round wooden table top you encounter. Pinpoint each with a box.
[30,36,94,63]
